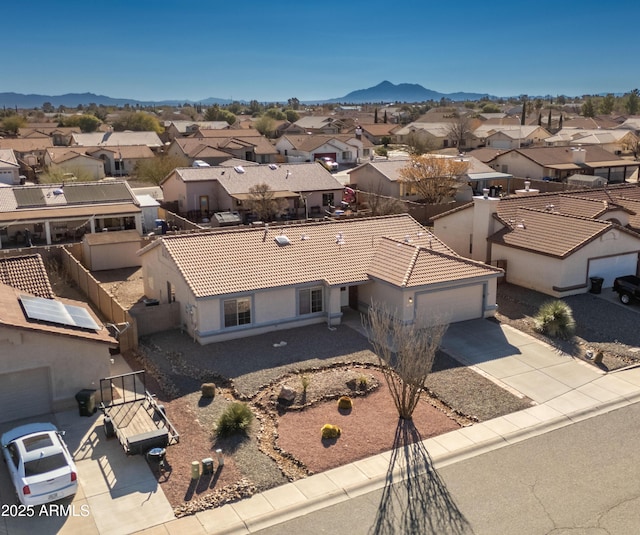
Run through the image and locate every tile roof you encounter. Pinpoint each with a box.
[0,149,18,167]
[45,148,102,164]
[368,237,502,287]
[0,138,53,152]
[0,283,115,344]
[86,145,155,159]
[503,146,631,166]
[488,208,613,257]
[71,131,163,148]
[279,134,374,151]
[0,254,54,298]
[141,214,476,298]
[167,162,344,194]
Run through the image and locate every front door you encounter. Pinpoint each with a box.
[199,195,209,216]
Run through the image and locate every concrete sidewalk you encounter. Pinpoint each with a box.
[132,319,640,535]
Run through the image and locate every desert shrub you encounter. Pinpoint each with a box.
[201,383,216,398]
[337,396,353,410]
[321,424,341,439]
[300,374,310,393]
[358,375,368,389]
[215,402,254,437]
[533,300,576,339]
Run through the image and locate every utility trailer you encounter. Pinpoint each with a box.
[98,370,179,455]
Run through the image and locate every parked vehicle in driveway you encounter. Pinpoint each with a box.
[612,275,640,304]
[1,423,78,506]
[316,157,339,171]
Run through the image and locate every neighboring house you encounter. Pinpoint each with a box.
[134,194,161,233]
[19,126,82,146]
[544,128,639,155]
[473,125,551,149]
[161,162,344,222]
[166,138,234,166]
[357,123,400,145]
[348,155,502,202]
[274,134,374,165]
[393,122,476,150]
[187,128,278,164]
[616,116,640,135]
[0,181,143,249]
[0,149,21,185]
[137,214,503,344]
[162,120,230,142]
[86,145,156,177]
[0,254,116,422]
[284,116,346,135]
[43,148,106,180]
[70,131,163,152]
[484,146,639,183]
[432,184,640,297]
[0,137,53,170]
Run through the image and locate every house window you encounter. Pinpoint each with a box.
[299,287,323,315]
[342,151,352,160]
[224,298,251,327]
[322,193,334,206]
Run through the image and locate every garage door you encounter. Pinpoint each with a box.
[0,368,52,424]
[314,152,337,161]
[588,254,638,289]
[415,284,484,325]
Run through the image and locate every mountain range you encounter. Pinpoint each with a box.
[0,81,493,109]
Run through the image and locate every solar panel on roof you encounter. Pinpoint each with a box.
[19,295,101,331]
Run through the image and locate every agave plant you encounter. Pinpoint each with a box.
[533,300,576,339]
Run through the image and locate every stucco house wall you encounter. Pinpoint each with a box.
[0,326,111,411]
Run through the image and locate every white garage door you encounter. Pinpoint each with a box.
[416,284,484,325]
[0,368,52,424]
[588,254,638,289]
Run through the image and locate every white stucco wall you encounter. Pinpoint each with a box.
[432,206,475,258]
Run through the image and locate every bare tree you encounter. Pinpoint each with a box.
[447,115,473,151]
[398,154,469,204]
[363,300,448,420]
[404,131,437,156]
[361,180,408,216]
[246,183,286,221]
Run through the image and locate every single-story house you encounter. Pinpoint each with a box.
[137,214,503,344]
[483,146,639,183]
[432,184,640,297]
[274,134,374,165]
[357,123,400,145]
[0,180,143,249]
[162,120,230,142]
[71,131,163,153]
[87,145,156,177]
[473,125,551,149]
[0,137,53,170]
[544,128,639,155]
[284,116,346,135]
[0,255,116,422]
[188,128,279,164]
[348,155,503,202]
[160,162,345,223]
[43,148,106,181]
[0,149,21,185]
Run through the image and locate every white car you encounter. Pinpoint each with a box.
[316,157,339,171]
[1,423,78,506]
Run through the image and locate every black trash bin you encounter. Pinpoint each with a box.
[589,276,604,294]
[75,389,97,417]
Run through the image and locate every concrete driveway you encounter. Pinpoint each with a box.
[0,364,174,535]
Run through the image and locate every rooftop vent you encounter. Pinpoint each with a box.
[274,235,291,246]
[269,164,278,170]
[335,233,345,245]
[234,166,245,174]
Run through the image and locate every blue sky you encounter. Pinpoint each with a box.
[4,0,639,102]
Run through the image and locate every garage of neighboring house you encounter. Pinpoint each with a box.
[588,253,639,288]
[415,283,484,324]
[313,152,337,162]
[0,368,52,423]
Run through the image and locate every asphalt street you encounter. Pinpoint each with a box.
[254,402,640,535]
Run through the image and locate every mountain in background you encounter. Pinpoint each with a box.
[0,92,231,108]
[325,80,494,104]
[0,81,493,109]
